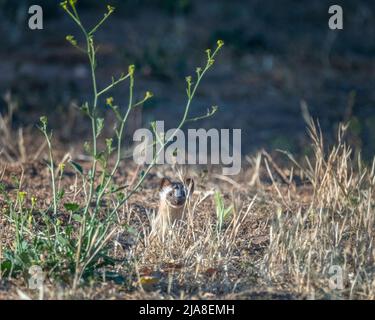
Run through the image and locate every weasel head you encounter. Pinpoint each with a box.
[159,177,194,208]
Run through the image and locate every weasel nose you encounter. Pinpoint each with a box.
[175,189,184,198]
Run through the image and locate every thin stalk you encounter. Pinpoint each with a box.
[41,130,57,216]
[110,45,222,212]
[84,72,135,253]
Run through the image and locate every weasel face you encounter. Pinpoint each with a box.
[159,178,194,208]
[161,182,187,207]
[154,177,195,239]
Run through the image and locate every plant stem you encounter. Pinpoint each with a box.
[42,130,57,215]
[108,46,222,215]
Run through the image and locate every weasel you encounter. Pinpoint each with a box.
[152,177,194,240]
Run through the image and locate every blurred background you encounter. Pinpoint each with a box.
[0,0,374,160]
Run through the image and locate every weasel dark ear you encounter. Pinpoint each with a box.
[160,177,172,191]
[185,178,194,194]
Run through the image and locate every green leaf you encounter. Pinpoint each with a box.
[56,234,69,247]
[96,118,104,137]
[106,138,115,154]
[214,191,233,232]
[84,141,92,155]
[58,190,65,200]
[0,260,12,273]
[69,161,83,175]
[40,116,48,126]
[223,206,233,220]
[64,203,80,212]
[95,184,104,194]
[80,102,90,115]
[72,214,82,222]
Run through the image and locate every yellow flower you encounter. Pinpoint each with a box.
[128,64,135,75]
[58,163,66,173]
[106,97,114,106]
[31,196,37,207]
[18,191,27,202]
[107,5,115,13]
[217,39,224,48]
[145,91,153,99]
[60,1,68,10]
[66,35,77,46]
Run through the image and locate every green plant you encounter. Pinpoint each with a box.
[0,0,223,288]
[214,191,233,233]
[38,116,58,216]
[59,0,223,287]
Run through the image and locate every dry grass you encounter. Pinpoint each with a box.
[263,119,375,299]
[0,92,27,163]
[0,115,374,300]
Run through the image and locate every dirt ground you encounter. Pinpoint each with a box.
[0,157,306,300]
